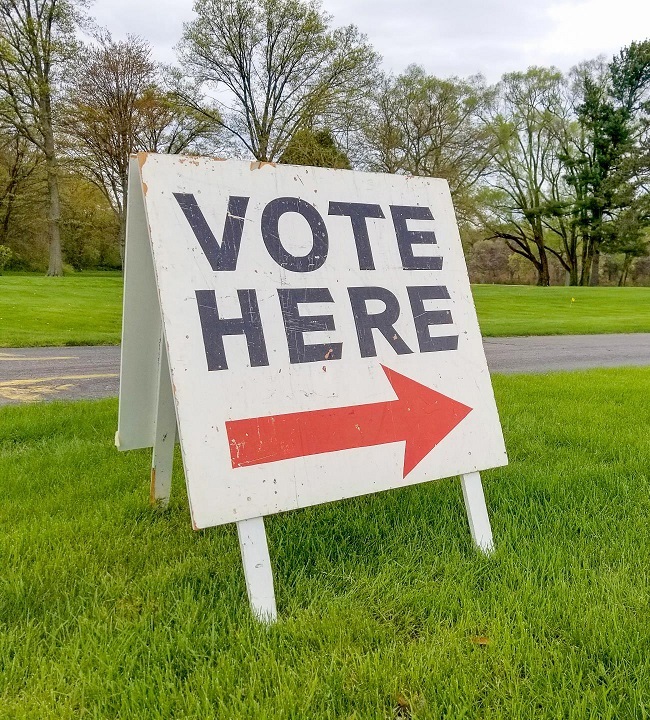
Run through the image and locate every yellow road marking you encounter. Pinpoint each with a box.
[0,373,118,403]
[0,354,78,361]
[0,384,75,402]
[0,373,118,387]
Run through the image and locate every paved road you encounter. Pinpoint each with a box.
[483,333,650,373]
[0,346,121,405]
[1,334,650,406]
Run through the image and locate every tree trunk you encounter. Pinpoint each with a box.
[0,189,16,246]
[589,247,600,286]
[119,212,126,268]
[579,231,591,286]
[115,166,131,268]
[45,156,63,276]
[119,184,127,268]
[43,112,63,276]
[618,255,632,287]
[536,244,551,286]
[0,148,25,245]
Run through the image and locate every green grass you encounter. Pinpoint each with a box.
[2,274,650,347]
[1,368,650,718]
[0,272,123,347]
[473,284,650,336]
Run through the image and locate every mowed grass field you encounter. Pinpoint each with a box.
[472,284,650,337]
[0,273,123,347]
[1,274,650,346]
[1,368,650,718]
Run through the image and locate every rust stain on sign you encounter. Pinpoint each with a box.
[137,152,149,194]
[136,152,149,170]
[250,161,276,171]
[150,467,157,505]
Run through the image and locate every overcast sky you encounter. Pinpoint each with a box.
[89,0,650,82]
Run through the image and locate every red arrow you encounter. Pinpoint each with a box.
[225,365,472,478]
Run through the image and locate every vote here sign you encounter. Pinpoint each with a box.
[119,154,507,530]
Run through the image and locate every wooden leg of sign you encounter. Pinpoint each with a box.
[460,472,494,553]
[151,342,176,508]
[237,517,277,624]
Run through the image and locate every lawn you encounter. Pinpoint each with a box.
[1,368,650,718]
[472,284,650,336]
[0,272,123,347]
[1,274,650,347]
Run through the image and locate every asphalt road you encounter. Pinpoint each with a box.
[1,334,650,406]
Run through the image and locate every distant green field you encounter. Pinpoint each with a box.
[472,284,650,337]
[0,272,123,346]
[1,274,650,347]
[1,368,650,717]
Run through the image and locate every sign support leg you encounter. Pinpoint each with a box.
[460,472,493,553]
[236,516,277,623]
[151,341,176,508]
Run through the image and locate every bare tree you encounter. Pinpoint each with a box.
[65,35,154,261]
[0,0,82,275]
[65,36,219,262]
[178,0,377,161]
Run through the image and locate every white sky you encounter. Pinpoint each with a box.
[89,0,650,82]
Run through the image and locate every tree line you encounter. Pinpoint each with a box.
[0,0,648,285]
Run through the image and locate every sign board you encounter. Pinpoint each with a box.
[117,154,508,619]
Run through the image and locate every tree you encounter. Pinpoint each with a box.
[65,36,219,262]
[178,0,377,161]
[0,127,38,246]
[361,66,495,224]
[562,43,650,285]
[279,126,350,168]
[0,0,83,275]
[0,242,11,271]
[59,173,120,270]
[482,67,568,286]
[133,82,218,155]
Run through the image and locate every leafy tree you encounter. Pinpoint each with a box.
[0,242,11,272]
[0,0,84,275]
[133,79,218,155]
[0,129,38,246]
[562,42,650,284]
[178,0,377,161]
[482,67,568,286]
[59,174,120,270]
[361,66,494,224]
[279,127,350,168]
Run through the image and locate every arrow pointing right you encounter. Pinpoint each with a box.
[226,365,472,477]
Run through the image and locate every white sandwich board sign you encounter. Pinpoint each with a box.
[117,153,507,621]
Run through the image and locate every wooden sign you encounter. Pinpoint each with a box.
[116,154,508,621]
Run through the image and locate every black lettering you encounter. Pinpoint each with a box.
[261,197,328,272]
[195,289,269,370]
[389,205,442,270]
[278,288,342,364]
[174,194,249,271]
[407,285,458,352]
[348,287,413,358]
[328,202,384,270]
